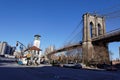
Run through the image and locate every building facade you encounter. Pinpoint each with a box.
[0,41,15,56]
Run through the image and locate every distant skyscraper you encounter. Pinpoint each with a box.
[0,42,15,56]
[2,42,7,55]
[0,42,3,54]
[33,34,41,48]
[0,42,7,55]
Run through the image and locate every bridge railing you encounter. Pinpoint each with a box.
[92,28,120,41]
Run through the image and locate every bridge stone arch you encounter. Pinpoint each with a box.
[90,22,95,38]
[82,13,109,64]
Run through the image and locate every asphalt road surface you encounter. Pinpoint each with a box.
[0,65,120,80]
[0,58,120,80]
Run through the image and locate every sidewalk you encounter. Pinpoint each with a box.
[83,66,105,71]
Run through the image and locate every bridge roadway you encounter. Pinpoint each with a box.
[47,28,120,56]
[92,28,120,43]
[47,43,82,56]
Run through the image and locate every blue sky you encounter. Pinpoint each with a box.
[0,0,120,60]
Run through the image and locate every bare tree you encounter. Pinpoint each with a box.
[65,48,82,63]
[27,42,33,48]
[109,50,114,61]
[44,45,56,60]
[93,46,110,64]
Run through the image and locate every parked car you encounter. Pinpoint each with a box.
[63,63,82,69]
[97,63,110,69]
[106,66,117,71]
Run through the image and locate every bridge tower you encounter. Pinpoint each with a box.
[82,13,109,64]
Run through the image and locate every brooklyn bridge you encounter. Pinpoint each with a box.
[47,13,120,64]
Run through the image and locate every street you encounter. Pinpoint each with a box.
[0,64,120,80]
[0,57,120,80]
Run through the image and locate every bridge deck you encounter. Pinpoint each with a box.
[92,28,120,43]
[47,43,82,56]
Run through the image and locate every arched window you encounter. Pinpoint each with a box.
[90,22,94,38]
[98,24,101,35]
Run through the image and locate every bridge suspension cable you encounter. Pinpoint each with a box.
[68,24,83,44]
[92,3,120,20]
[93,3,120,14]
[102,10,120,19]
[63,19,83,45]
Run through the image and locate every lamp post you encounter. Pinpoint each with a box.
[16,41,26,55]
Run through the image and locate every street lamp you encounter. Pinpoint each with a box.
[16,41,26,49]
[16,41,26,55]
